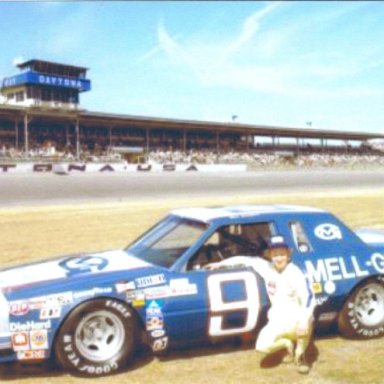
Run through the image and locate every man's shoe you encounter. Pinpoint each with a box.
[295,354,310,374]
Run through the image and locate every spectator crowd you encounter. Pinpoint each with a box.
[1,144,384,169]
[147,148,384,169]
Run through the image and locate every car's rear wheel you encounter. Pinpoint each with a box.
[338,277,384,339]
[54,298,138,376]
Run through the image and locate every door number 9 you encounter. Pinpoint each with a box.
[207,271,260,337]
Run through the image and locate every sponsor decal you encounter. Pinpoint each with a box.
[152,336,168,352]
[312,282,323,294]
[126,290,137,301]
[124,289,145,306]
[318,312,338,322]
[10,293,72,321]
[315,296,328,306]
[30,330,48,350]
[305,255,369,283]
[73,287,113,299]
[136,274,166,288]
[10,320,52,332]
[324,280,336,294]
[29,292,73,309]
[40,307,61,320]
[145,286,170,300]
[169,278,198,296]
[11,332,29,351]
[151,329,166,338]
[145,278,198,299]
[59,256,109,276]
[115,281,136,293]
[314,223,342,240]
[132,292,146,307]
[17,349,46,361]
[9,302,30,316]
[146,316,164,331]
[146,301,164,331]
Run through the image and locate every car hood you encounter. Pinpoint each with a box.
[0,249,150,291]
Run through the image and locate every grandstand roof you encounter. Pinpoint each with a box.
[0,104,383,142]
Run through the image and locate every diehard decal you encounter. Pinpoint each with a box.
[9,320,52,332]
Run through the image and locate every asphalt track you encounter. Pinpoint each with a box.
[0,169,383,208]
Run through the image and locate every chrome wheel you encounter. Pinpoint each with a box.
[354,283,384,327]
[75,310,126,362]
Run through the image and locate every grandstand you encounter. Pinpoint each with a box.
[0,59,383,164]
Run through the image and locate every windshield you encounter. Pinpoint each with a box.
[125,215,208,268]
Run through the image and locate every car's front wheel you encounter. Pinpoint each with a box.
[338,277,384,339]
[54,298,138,376]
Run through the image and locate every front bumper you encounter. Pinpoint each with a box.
[0,336,11,350]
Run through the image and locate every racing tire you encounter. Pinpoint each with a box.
[54,298,138,376]
[338,277,384,339]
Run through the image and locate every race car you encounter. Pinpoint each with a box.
[0,204,383,376]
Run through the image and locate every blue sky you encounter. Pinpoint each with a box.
[0,1,383,134]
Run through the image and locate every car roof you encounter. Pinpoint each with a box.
[171,204,326,223]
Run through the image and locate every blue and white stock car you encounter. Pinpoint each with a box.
[0,205,384,376]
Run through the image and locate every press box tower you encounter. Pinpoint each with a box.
[0,59,91,109]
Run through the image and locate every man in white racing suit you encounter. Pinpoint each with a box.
[207,235,315,374]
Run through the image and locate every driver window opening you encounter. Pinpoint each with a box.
[187,222,275,271]
[289,221,312,253]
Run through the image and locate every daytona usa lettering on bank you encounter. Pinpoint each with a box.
[0,163,247,173]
